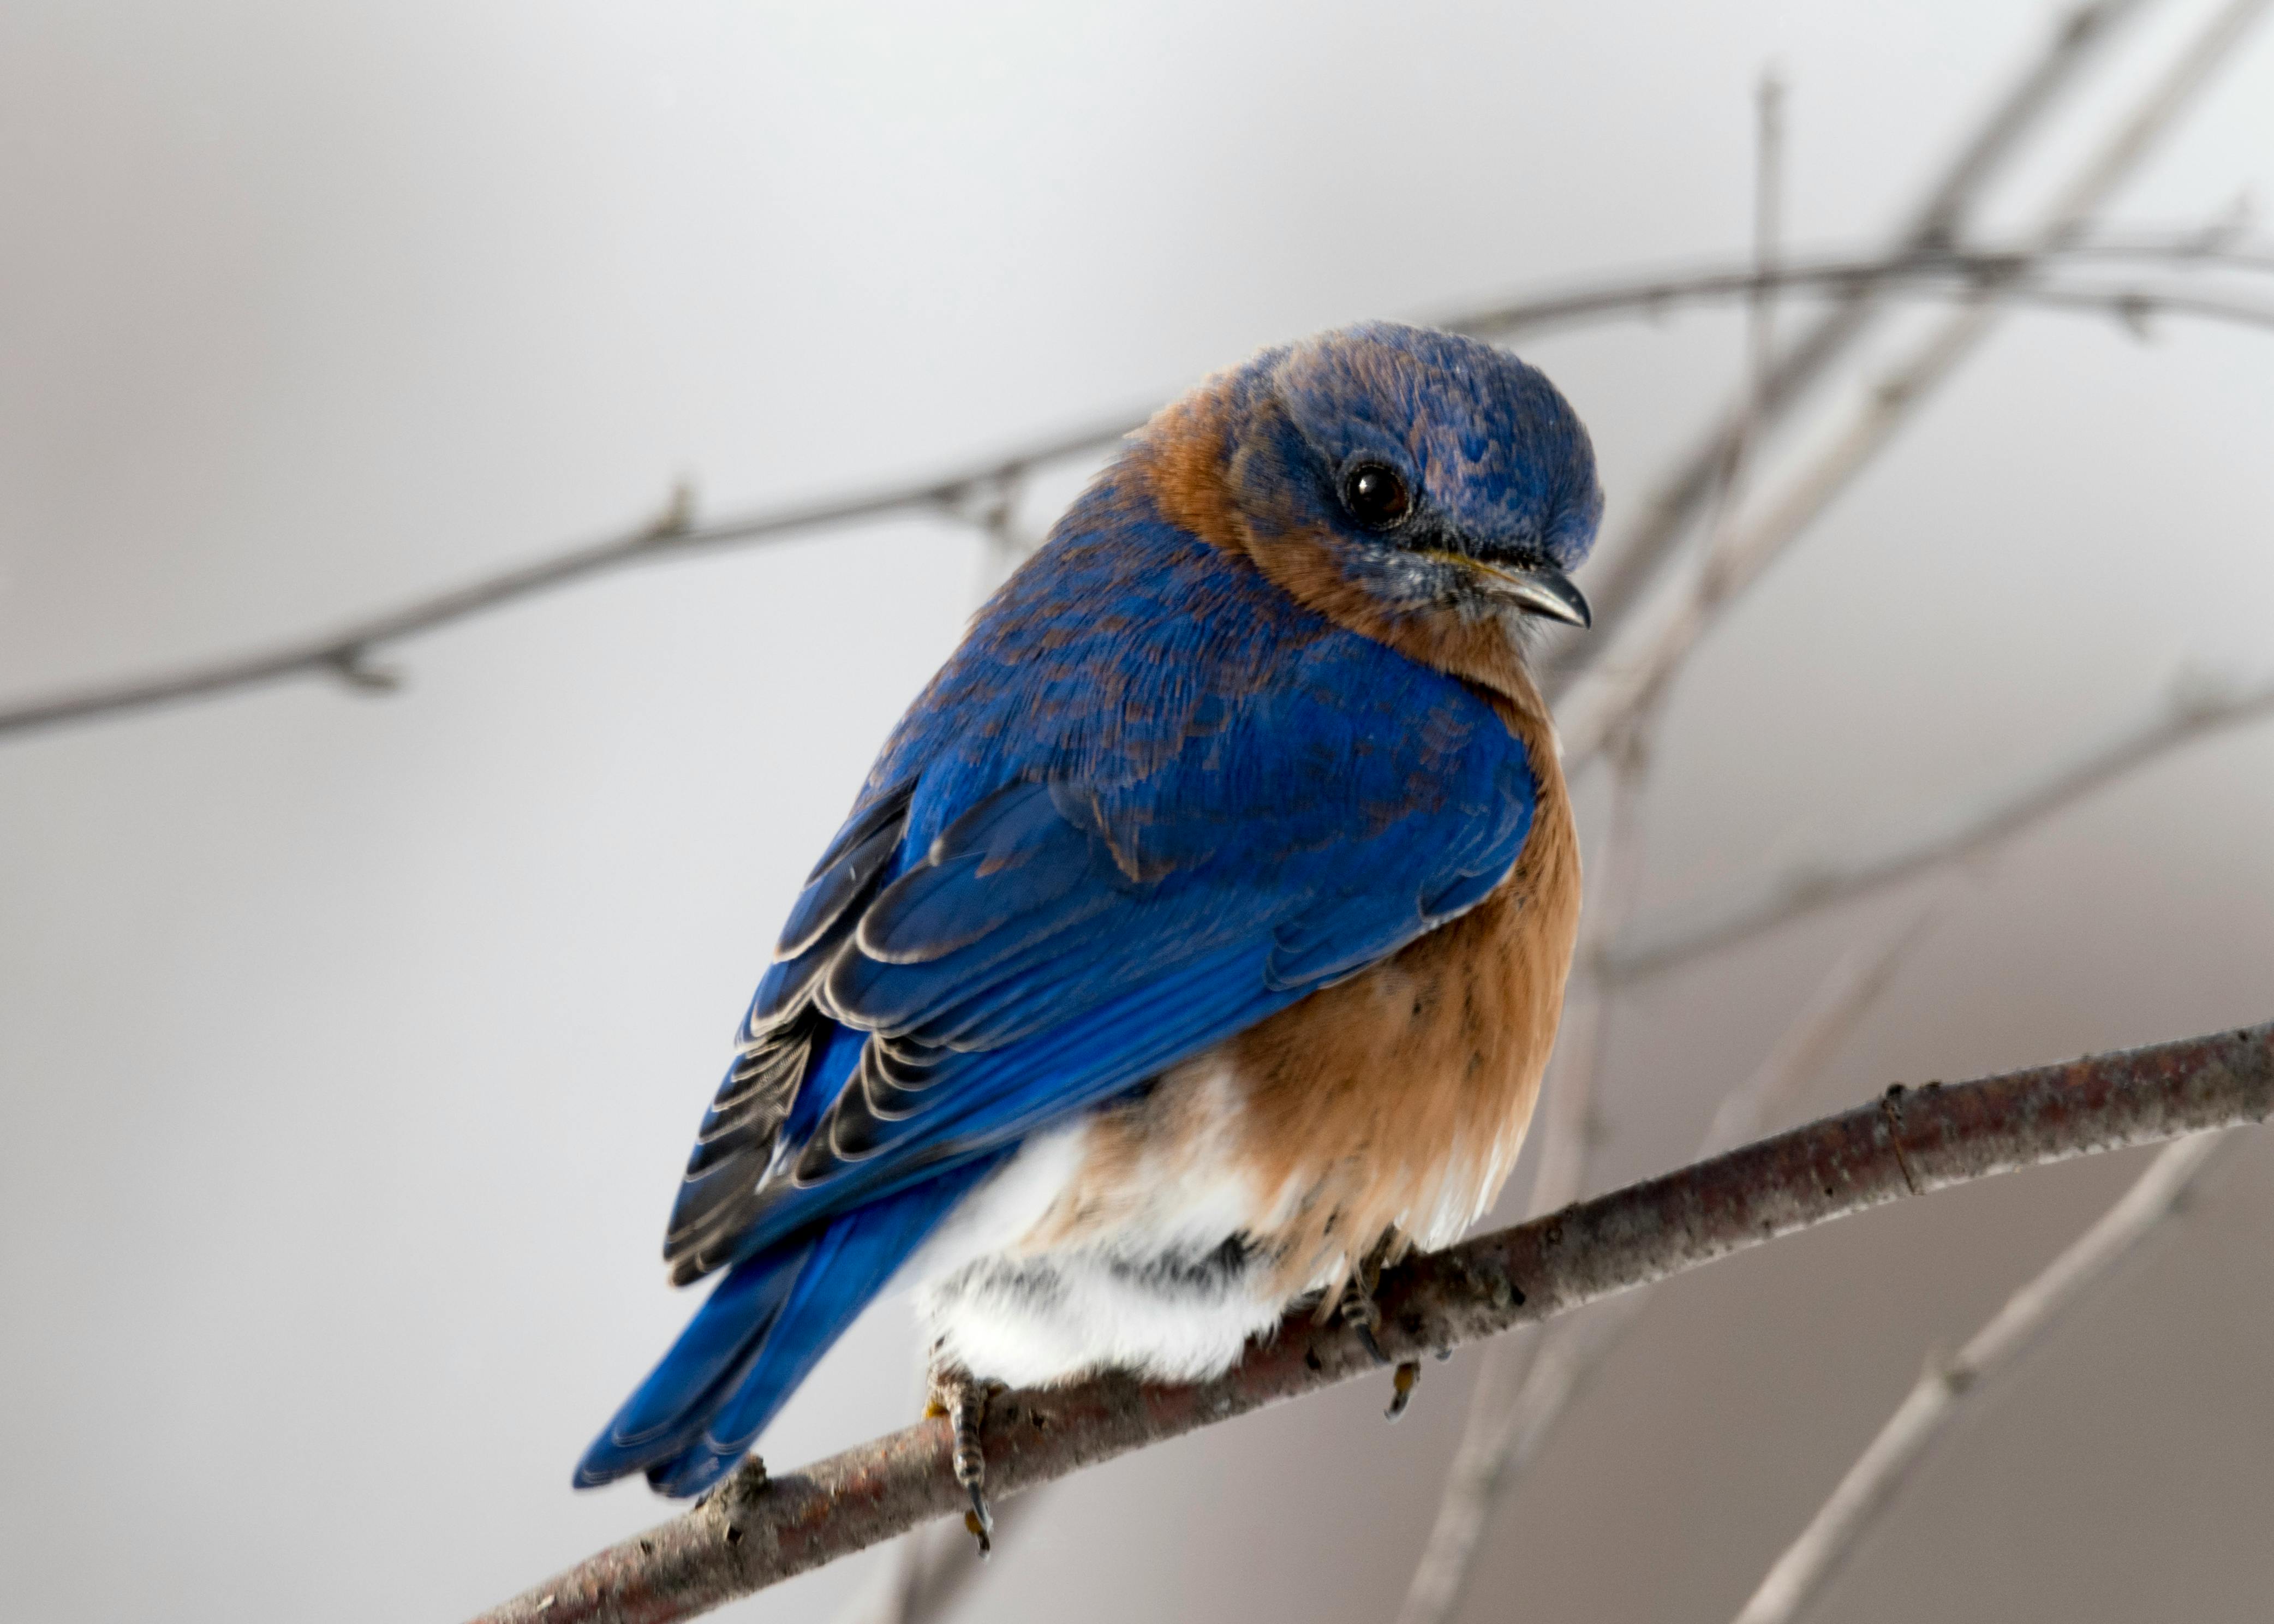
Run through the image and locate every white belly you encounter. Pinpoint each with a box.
[893,1059,1298,1388]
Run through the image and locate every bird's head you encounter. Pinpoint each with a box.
[1141,322,1603,686]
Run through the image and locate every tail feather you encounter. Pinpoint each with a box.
[572,1238,817,1486]
[575,1154,1006,1497]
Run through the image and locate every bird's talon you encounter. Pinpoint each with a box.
[965,1485,994,1557]
[1339,1279,1392,1365]
[1386,1359,1421,1420]
[936,1371,998,1556]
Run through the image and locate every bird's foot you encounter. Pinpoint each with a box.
[928,1371,1004,1558]
[1338,1273,1423,1419]
[1338,1275,1390,1365]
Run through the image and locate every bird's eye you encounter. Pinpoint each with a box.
[1341,463,1411,529]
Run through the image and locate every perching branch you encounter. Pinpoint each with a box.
[468,1020,2271,1624]
[4,244,2272,744]
[1604,675,2274,983]
[1730,1125,2246,1624]
[1394,911,1936,1624]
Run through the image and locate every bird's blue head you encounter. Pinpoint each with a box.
[1151,323,1603,649]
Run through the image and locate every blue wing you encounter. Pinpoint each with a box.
[577,474,1539,1494]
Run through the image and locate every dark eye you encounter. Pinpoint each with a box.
[1341,463,1411,529]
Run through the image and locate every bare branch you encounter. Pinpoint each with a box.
[1534,742,1655,1219]
[1399,87,1802,1619]
[0,425,1135,739]
[1395,911,1933,1624]
[1749,67,1787,434]
[1697,910,1943,1158]
[1556,0,2272,771]
[1404,734,1652,1593]
[1446,247,2274,345]
[1534,0,2159,700]
[465,1020,2272,1624]
[1730,1126,2246,1624]
[1606,676,2274,982]
[6,237,2274,744]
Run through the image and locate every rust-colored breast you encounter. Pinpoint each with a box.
[1030,382,1585,1294]
[1227,686,1580,1290]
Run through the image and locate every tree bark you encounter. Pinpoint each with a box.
[470,1019,2271,1624]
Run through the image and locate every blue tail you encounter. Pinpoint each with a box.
[575,1156,1004,1497]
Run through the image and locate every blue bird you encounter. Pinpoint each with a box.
[574,322,1602,1534]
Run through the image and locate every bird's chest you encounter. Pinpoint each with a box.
[916,777,1578,1370]
[1073,760,1578,1270]
[910,695,1579,1390]
[1216,810,1581,1270]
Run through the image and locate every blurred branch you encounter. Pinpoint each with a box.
[1605,674,2274,983]
[0,416,1126,740]
[1730,1125,2246,1624]
[1396,910,1932,1624]
[1448,240,2274,343]
[468,1022,2272,1624]
[1400,735,1651,1607]
[1556,0,2271,772]
[1401,71,1795,1622]
[1534,746,1654,1226]
[7,241,2274,745]
[838,1492,1037,1624]
[1534,0,2158,701]
[1402,108,1797,1570]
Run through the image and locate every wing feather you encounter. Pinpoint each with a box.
[660,496,1541,1286]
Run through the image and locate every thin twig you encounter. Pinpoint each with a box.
[7,247,2274,743]
[467,1020,2270,1624]
[1396,911,1933,1624]
[1698,911,1943,1159]
[1445,242,2274,343]
[1400,82,1795,1620]
[1606,676,2274,982]
[1534,0,2160,701]
[1408,729,1651,1591]
[1535,742,1654,1220]
[1730,1126,2246,1624]
[0,420,1126,739]
[1555,0,2272,771]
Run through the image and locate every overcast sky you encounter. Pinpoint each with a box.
[3,4,2272,1622]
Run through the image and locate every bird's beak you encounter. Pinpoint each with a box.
[1471,559,1591,628]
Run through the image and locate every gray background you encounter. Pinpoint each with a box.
[3,3,2272,1620]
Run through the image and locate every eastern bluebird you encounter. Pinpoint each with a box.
[574,323,1602,1534]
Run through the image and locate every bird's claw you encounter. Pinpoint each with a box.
[964,1484,994,1557]
[1339,1275,1422,1418]
[1385,1359,1422,1421]
[934,1373,1000,1559]
[1339,1277,1391,1365]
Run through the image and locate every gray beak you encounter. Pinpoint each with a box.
[1500,565,1591,628]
